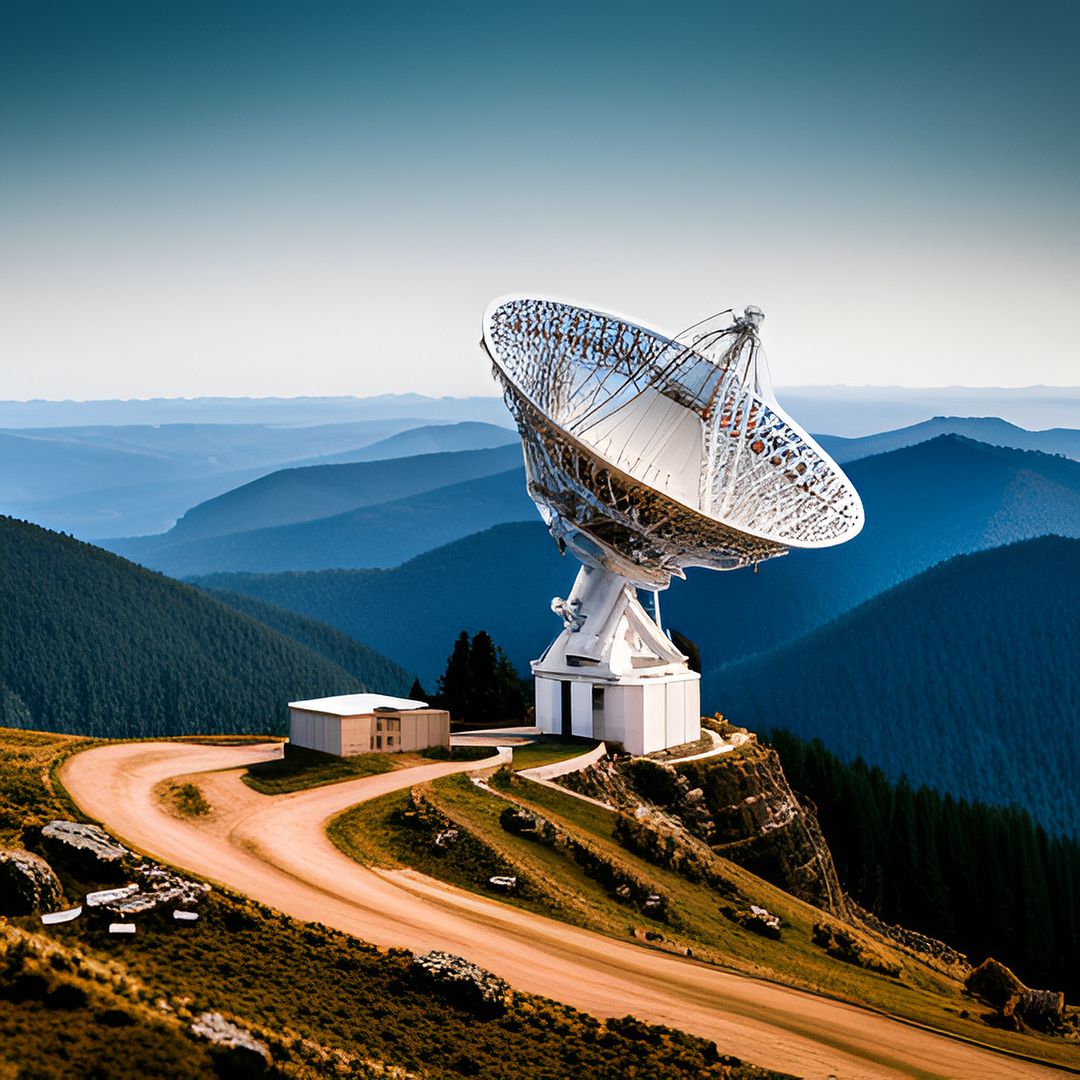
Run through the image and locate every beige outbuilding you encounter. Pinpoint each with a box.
[287,693,450,757]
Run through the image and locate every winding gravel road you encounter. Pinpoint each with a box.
[60,741,1068,1080]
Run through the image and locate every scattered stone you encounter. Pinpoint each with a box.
[409,951,511,1015]
[0,848,63,915]
[722,904,782,939]
[191,1012,271,1076]
[86,885,140,909]
[487,875,517,892]
[41,906,82,925]
[498,806,539,835]
[812,921,901,977]
[108,923,136,935]
[41,821,129,879]
[433,828,459,848]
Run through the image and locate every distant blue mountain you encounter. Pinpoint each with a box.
[118,468,535,576]
[713,536,1080,838]
[193,436,1080,686]
[815,416,1080,463]
[0,394,513,428]
[108,443,523,552]
[292,421,518,466]
[0,418,440,537]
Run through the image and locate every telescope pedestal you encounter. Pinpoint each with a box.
[531,565,701,755]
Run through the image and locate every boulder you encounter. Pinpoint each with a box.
[965,957,1024,1009]
[40,821,129,879]
[0,849,63,915]
[409,950,511,1015]
[966,958,1065,1032]
[190,1012,270,1077]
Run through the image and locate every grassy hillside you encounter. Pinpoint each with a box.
[713,536,1080,836]
[328,762,1077,1067]
[0,516,372,737]
[0,730,774,1080]
[121,467,536,576]
[816,416,1080,463]
[125,442,523,546]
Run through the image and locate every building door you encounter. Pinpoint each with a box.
[560,680,572,737]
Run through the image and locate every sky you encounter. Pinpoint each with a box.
[1,0,1078,400]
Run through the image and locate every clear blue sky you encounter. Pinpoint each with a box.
[2,1,1077,398]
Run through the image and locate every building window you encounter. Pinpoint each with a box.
[388,718,400,732]
[376,718,384,732]
[376,735,382,749]
[592,686,605,713]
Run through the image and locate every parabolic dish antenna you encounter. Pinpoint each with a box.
[481,295,864,755]
[483,296,863,589]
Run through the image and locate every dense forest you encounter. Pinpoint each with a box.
[771,730,1080,998]
[205,587,413,695]
[0,517,373,737]
[714,536,1080,837]
[433,630,530,726]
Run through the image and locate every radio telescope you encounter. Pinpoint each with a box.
[482,296,863,754]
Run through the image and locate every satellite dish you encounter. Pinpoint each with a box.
[483,296,863,589]
[481,295,864,754]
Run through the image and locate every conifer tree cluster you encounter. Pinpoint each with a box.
[434,630,529,726]
[771,730,1080,997]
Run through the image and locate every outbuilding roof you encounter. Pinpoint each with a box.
[287,693,429,716]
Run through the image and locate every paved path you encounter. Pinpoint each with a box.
[60,742,1070,1080]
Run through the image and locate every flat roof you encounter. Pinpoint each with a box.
[288,693,429,716]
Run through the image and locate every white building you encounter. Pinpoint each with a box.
[288,693,450,757]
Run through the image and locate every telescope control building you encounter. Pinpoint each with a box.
[288,693,450,757]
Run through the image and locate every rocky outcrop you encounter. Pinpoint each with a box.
[812,921,902,978]
[676,739,847,917]
[99,864,209,917]
[409,951,511,1015]
[965,958,1066,1033]
[561,729,847,916]
[190,1012,271,1076]
[850,901,968,972]
[40,821,129,880]
[0,849,63,915]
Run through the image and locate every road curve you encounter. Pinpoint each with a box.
[61,741,1067,1080]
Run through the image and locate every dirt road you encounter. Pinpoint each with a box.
[60,741,1068,1080]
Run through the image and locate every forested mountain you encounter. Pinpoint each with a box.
[109,443,523,552]
[815,416,1080,463]
[713,537,1080,836]
[195,522,567,684]
[771,731,1080,997]
[109,468,535,576]
[663,435,1080,668]
[197,437,1080,685]
[205,589,413,695]
[0,516,380,737]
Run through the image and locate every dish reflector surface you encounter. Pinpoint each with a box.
[483,297,863,586]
